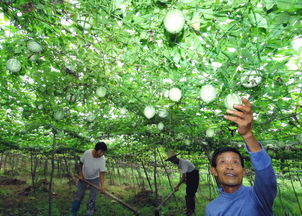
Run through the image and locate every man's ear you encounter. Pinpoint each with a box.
[211,167,218,177]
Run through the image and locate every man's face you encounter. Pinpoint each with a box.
[94,150,105,158]
[211,151,246,189]
[168,157,178,165]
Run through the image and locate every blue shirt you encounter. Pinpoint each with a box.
[205,147,277,216]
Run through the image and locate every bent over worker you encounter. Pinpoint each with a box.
[166,152,199,216]
[70,141,107,216]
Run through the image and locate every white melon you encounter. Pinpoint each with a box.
[96,87,107,97]
[77,16,93,30]
[224,93,242,110]
[144,105,156,119]
[54,110,64,120]
[164,9,185,34]
[206,128,215,137]
[240,71,262,88]
[158,109,168,118]
[200,84,217,103]
[157,122,164,130]
[169,87,182,102]
[87,114,96,122]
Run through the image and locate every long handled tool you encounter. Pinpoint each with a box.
[154,190,176,216]
[78,177,140,216]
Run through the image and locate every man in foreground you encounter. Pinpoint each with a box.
[205,98,277,216]
[166,151,199,216]
[70,141,107,216]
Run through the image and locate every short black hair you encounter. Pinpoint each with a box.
[95,142,107,151]
[211,147,244,168]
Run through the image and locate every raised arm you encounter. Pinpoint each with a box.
[224,98,277,213]
[224,98,261,152]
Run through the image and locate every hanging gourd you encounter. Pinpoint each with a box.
[6,58,21,73]
[29,54,38,62]
[120,108,127,115]
[224,93,242,110]
[185,139,191,145]
[158,109,168,118]
[206,128,215,137]
[87,114,96,122]
[240,71,262,88]
[54,110,65,120]
[144,105,156,119]
[163,89,169,98]
[27,40,43,53]
[96,86,107,97]
[169,87,182,102]
[164,9,185,34]
[200,84,217,103]
[77,16,93,30]
[157,122,164,130]
[66,93,76,103]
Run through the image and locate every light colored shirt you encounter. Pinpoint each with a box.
[205,147,277,216]
[80,149,106,180]
[178,159,195,174]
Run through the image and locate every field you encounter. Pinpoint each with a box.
[0,155,301,216]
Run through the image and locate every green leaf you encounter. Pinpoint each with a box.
[249,13,267,29]
[263,0,275,10]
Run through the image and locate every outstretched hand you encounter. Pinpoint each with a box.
[224,98,253,138]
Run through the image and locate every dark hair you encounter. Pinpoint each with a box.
[211,147,244,168]
[95,142,107,151]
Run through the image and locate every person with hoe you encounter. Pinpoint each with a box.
[70,141,107,216]
[166,151,199,216]
[205,98,277,215]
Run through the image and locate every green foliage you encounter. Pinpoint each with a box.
[0,0,301,161]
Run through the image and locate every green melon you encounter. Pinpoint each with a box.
[27,40,43,53]
[6,58,21,73]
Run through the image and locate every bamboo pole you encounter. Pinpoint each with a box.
[48,130,56,216]
[157,148,178,204]
[141,160,153,192]
[288,169,302,214]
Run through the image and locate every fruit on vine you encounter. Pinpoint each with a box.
[224,93,242,110]
[200,84,217,103]
[206,128,215,137]
[96,87,107,97]
[240,71,262,88]
[169,87,182,102]
[27,40,43,53]
[144,105,156,119]
[54,110,64,120]
[164,9,185,34]
[6,58,21,72]
[158,109,168,118]
[157,122,164,130]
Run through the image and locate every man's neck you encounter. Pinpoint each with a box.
[221,184,242,193]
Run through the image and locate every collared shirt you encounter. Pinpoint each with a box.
[81,149,106,180]
[178,159,195,174]
[205,146,277,216]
